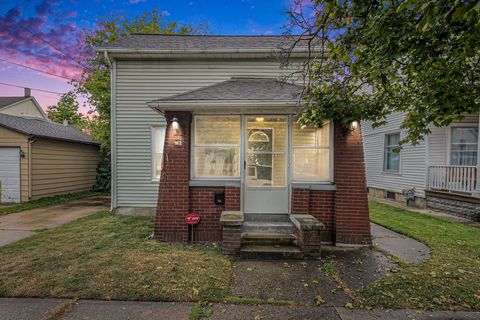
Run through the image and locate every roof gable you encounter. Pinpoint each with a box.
[0,97,29,109]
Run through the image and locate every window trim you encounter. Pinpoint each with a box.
[151,125,166,182]
[383,131,401,173]
[291,119,334,183]
[191,115,242,180]
[448,126,479,166]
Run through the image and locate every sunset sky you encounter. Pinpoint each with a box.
[0,0,293,114]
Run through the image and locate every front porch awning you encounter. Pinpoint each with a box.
[147,77,304,115]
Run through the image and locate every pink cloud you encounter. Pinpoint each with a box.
[0,4,84,82]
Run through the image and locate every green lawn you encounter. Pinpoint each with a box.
[358,200,480,311]
[0,191,101,215]
[0,211,232,301]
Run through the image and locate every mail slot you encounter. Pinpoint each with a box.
[214,191,225,205]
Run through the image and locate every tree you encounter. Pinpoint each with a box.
[287,0,480,145]
[74,9,207,152]
[46,91,85,128]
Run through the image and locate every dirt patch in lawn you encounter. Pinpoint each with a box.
[230,247,395,307]
[0,212,232,302]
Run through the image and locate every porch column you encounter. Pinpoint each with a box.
[154,111,192,243]
[474,113,480,198]
[333,120,371,245]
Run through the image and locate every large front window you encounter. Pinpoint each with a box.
[152,126,166,179]
[193,116,241,178]
[451,127,478,166]
[292,120,331,181]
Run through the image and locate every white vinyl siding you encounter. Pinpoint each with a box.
[363,112,479,199]
[362,112,427,197]
[114,59,294,208]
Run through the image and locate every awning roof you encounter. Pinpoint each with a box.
[148,77,304,114]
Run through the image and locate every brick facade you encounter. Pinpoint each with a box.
[155,112,370,247]
[333,120,371,245]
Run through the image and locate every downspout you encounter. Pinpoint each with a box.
[28,136,36,200]
[474,113,480,198]
[104,50,116,210]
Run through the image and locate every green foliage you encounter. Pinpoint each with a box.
[360,200,480,310]
[46,91,85,128]
[292,0,480,145]
[74,9,207,153]
[92,158,111,193]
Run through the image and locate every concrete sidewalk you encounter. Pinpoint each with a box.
[1,298,480,320]
[371,223,430,264]
[0,196,109,247]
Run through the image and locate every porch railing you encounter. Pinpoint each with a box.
[428,165,477,194]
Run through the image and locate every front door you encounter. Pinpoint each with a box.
[244,116,289,213]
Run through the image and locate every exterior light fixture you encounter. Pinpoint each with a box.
[171,117,180,134]
[349,120,359,132]
[255,117,264,122]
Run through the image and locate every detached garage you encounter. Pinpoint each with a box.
[0,113,101,204]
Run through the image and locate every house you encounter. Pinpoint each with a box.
[362,112,480,220]
[0,93,101,203]
[99,34,371,256]
[0,88,47,119]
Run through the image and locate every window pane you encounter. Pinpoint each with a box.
[195,116,240,145]
[194,147,240,177]
[247,117,287,152]
[451,127,478,166]
[293,121,330,147]
[246,153,285,187]
[452,127,478,144]
[384,133,400,171]
[152,126,166,179]
[385,150,400,171]
[293,149,330,181]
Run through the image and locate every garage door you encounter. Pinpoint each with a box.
[0,148,21,203]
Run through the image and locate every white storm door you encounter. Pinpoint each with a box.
[244,116,288,213]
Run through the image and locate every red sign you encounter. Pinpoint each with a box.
[185,213,201,225]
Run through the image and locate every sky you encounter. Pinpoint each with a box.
[0,0,296,114]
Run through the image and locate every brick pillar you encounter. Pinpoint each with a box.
[225,186,241,211]
[154,111,192,243]
[333,120,371,245]
[291,188,310,214]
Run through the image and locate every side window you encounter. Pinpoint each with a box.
[450,127,478,166]
[384,132,400,172]
[152,126,166,179]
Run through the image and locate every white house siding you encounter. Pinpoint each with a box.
[362,112,427,198]
[428,114,479,166]
[114,59,296,209]
[0,99,44,119]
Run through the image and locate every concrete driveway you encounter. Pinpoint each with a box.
[0,196,109,247]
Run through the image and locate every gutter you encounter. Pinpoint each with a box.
[27,136,36,200]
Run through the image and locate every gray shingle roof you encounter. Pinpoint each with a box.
[0,113,98,145]
[151,77,303,102]
[98,34,311,51]
[0,97,28,109]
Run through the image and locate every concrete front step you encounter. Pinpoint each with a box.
[241,232,297,245]
[244,213,290,222]
[239,244,304,259]
[242,221,294,234]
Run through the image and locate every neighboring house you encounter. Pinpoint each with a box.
[0,107,101,203]
[363,112,480,219]
[0,89,47,119]
[99,34,371,256]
